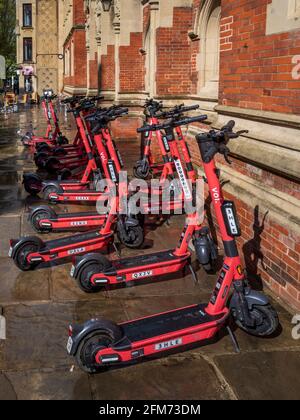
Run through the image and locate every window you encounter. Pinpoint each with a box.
[23,38,33,62]
[288,0,300,18]
[196,0,221,99]
[23,4,32,27]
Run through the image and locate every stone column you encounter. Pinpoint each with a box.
[95,0,102,93]
[149,1,159,97]
[113,0,121,101]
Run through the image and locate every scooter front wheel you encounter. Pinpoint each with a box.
[13,241,41,271]
[118,225,144,249]
[76,325,122,373]
[77,258,112,293]
[133,162,150,180]
[233,304,279,337]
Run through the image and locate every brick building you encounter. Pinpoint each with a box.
[16,0,60,95]
[59,0,300,311]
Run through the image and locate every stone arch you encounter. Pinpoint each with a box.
[194,0,221,99]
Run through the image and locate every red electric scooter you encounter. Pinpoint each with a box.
[70,115,214,293]
[45,109,127,204]
[9,184,144,271]
[23,104,124,196]
[21,93,69,147]
[134,100,198,184]
[67,121,279,373]
[33,96,104,163]
[30,113,207,233]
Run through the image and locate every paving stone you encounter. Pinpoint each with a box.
[90,354,231,400]
[0,216,21,257]
[0,373,17,400]
[215,351,300,400]
[49,262,111,302]
[0,257,51,304]
[0,300,127,371]
[6,369,91,400]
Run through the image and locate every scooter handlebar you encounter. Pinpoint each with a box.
[137,114,208,133]
[156,104,200,119]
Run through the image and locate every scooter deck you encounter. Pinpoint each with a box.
[54,211,100,219]
[43,230,103,249]
[113,250,184,270]
[118,304,224,344]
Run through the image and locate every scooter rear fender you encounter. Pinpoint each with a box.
[41,181,64,193]
[29,205,57,220]
[9,236,43,259]
[72,253,108,279]
[68,319,123,356]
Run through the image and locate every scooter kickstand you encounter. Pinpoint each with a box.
[113,242,121,258]
[226,326,240,354]
[189,263,198,285]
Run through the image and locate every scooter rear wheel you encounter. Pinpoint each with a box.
[76,324,122,373]
[233,304,279,337]
[31,209,53,233]
[34,152,49,169]
[45,157,62,174]
[23,176,43,196]
[14,242,41,271]
[36,144,51,153]
[43,186,59,201]
[77,258,112,293]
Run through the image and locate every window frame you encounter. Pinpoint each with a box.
[23,37,33,62]
[23,3,33,28]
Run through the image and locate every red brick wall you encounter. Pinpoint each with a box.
[73,0,85,25]
[73,30,87,88]
[119,33,145,92]
[219,0,300,114]
[101,45,115,91]
[89,53,98,90]
[63,0,86,90]
[156,8,193,96]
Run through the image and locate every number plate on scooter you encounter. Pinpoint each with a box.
[70,265,76,277]
[66,337,73,354]
[8,247,13,258]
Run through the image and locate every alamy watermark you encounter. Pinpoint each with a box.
[94,170,205,224]
[291,315,300,340]
[292,55,300,80]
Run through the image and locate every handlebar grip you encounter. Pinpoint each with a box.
[174,115,208,126]
[137,124,154,133]
[180,104,200,112]
[221,120,235,132]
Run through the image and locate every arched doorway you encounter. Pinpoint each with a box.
[197,0,221,99]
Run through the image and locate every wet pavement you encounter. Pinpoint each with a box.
[0,106,300,400]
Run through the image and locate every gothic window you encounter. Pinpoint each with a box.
[288,0,300,18]
[197,0,221,99]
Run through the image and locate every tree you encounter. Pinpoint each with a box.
[0,0,16,77]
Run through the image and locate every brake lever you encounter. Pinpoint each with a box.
[236,130,249,136]
[220,145,232,165]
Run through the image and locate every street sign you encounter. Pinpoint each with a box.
[0,55,5,80]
